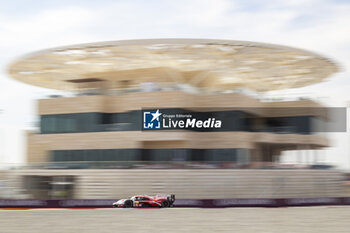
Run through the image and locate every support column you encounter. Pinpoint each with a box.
[313,149,318,164]
[297,145,302,164]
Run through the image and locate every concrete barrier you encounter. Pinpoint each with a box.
[0,197,348,208]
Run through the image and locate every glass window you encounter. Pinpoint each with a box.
[203,149,238,162]
[50,149,245,163]
[40,109,318,134]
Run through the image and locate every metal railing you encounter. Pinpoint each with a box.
[1,161,334,170]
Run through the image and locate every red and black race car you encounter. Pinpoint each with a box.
[113,194,175,208]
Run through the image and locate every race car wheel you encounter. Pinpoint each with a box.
[161,200,170,208]
[124,200,133,208]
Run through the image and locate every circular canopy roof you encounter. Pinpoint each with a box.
[8,39,339,92]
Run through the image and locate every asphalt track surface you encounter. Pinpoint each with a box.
[1,207,350,233]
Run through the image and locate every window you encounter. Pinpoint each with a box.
[40,109,316,134]
[41,113,101,133]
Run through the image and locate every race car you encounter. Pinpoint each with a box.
[113,194,175,208]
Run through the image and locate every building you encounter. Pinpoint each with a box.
[5,39,343,199]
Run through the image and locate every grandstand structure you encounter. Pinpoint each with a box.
[4,38,343,199]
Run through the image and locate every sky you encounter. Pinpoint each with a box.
[0,0,349,169]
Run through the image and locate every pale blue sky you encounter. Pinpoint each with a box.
[0,0,349,168]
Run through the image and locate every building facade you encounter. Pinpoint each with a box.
[6,39,342,199]
[26,91,329,168]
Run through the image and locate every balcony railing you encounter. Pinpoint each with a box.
[3,161,334,170]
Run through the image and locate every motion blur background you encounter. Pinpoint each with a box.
[1,0,350,169]
[1,0,350,232]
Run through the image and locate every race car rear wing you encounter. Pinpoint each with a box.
[155,194,175,204]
